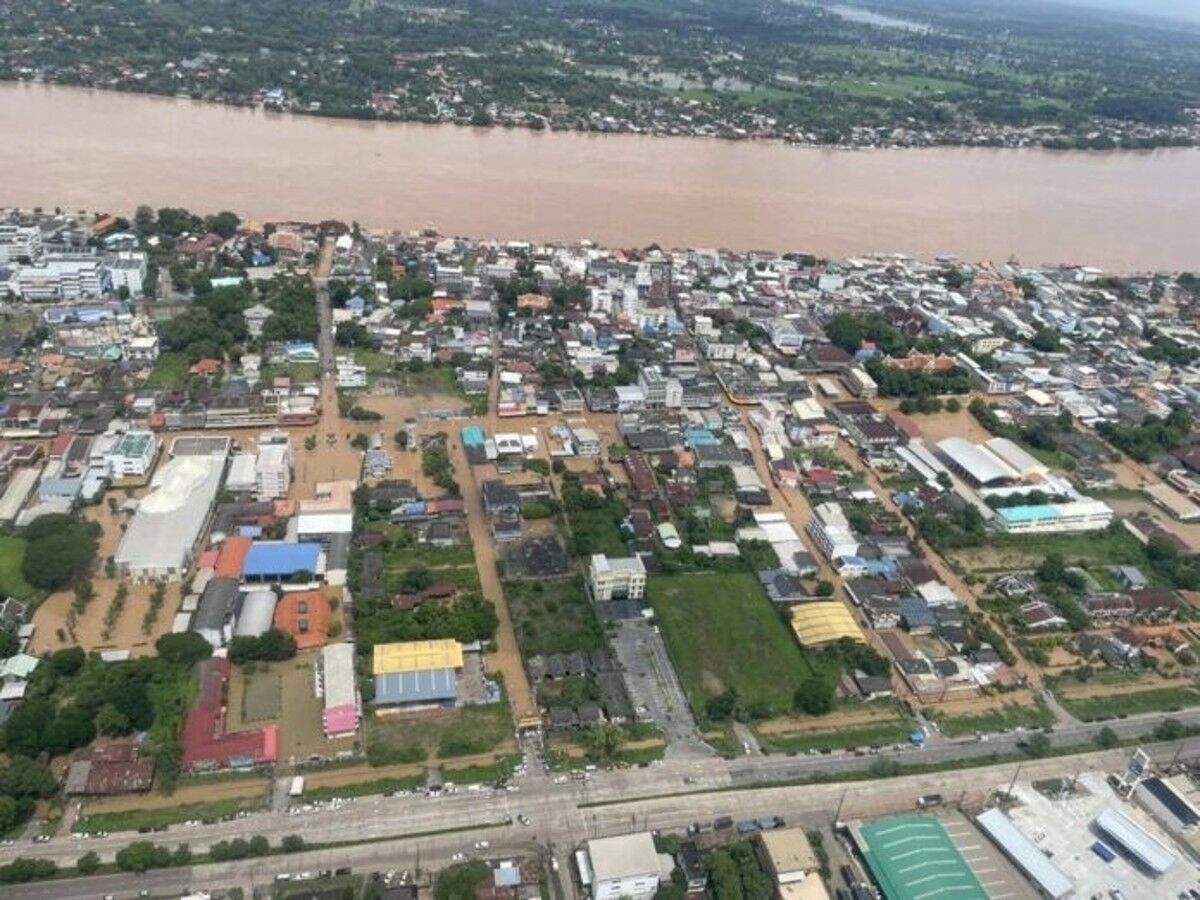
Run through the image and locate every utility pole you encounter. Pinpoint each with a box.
[1006,762,1022,800]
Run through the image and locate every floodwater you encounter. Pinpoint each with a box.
[3,82,1200,269]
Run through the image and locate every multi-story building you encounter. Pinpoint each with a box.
[14,256,110,300]
[807,501,859,561]
[0,224,43,264]
[254,437,292,501]
[108,251,148,296]
[106,430,158,478]
[584,834,663,900]
[588,553,647,602]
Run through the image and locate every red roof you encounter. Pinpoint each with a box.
[49,432,74,457]
[181,658,278,770]
[214,536,252,579]
[190,358,223,376]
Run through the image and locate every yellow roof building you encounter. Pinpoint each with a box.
[373,639,464,675]
[790,602,866,647]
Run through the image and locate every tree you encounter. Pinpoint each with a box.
[204,211,240,238]
[228,628,296,664]
[76,851,100,875]
[1037,553,1067,584]
[1094,726,1120,749]
[1030,327,1061,352]
[115,841,172,873]
[155,632,212,668]
[794,676,835,716]
[171,844,193,866]
[21,515,98,590]
[248,835,270,856]
[1155,717,1187,741]
[1021,733,1052,757]
[281,834,306,853]
[96,703,132,737]
[583,723,627,761]
[43,704,97,756]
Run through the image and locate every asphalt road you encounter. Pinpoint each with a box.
[20,737,1200,900]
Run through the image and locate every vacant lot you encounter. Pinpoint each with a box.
[946,527,1149,573]
[241,667,283,722]
[506,576,604,657]
[1057,684,1200,721]
[755,712,915,754]
[366,701,514,766]
[932,701,1054,737]
[144,351,190,388]
[75,792,266,834]
[648,572,809,717]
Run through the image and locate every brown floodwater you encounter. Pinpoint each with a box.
[3,82,1199,270]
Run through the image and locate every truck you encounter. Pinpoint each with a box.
[289,776,305,798]
[713,816,734,831]
[1091,841,1116,863]
[735,820,760,834]
[915,793,943,809]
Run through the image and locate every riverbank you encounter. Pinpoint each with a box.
[5,83,1200,269]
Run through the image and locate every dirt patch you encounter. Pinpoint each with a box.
[80,777,269,814]
[756,706,901,735]
[31,579,180,656]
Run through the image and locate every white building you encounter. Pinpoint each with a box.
[807,502,859,561]
[243,303,273,338]
[588,554,647,602]
[571,426,601,457]
[14,256,110,300]
[0,224,43,264]
[254,440,292,501]
[336,360,367,389]
[106,430,158,478]
[108,251,148,296]
[125,335,159,363]
[583,833,666,900]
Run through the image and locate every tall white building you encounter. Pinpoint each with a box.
[14,256,109,300]
[583,833,665,900]
[0,225,43,264]
[807,502,860,561]
[588,554,646,602]
[254,439,292,501]
[108,251,148,296]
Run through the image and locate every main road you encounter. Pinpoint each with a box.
[19,735,1200,900]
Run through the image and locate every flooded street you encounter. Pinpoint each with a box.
[2,83,1199,268]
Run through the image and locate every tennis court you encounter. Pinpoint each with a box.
[852,813,988,900]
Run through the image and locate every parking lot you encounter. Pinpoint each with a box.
[1007,771,1200,899]
[608,618,709,756]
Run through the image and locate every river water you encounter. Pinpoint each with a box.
[3,83,1199,270]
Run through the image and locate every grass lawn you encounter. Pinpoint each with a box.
[1058,685,1200,722]
[506,576,605,657]
[648,572,809,717]
[933,702,1054,738]
[948,526,1149,572]
[366,702,514,766]
[144,351,191,388]
[754,716,915,754]
[567,506,629,558]
[304,773,426,802]
[0,536,37,602]
[353,348,397,375]
[74,794,266,834]
[441,753,521,784]
[829,74,968,99]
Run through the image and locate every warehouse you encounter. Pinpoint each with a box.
[114,454,225,581]
[850,814,988,900]
[975,808,1073,899]
[372,639,463,710]
[192,577,241,647]
[790,602,866,647]
[242,541,323,583]
[1094,807,1177,875]
[936,437,1020,487]
[321,642,360,738]
[0,466,40,524]
[234,589,277,639]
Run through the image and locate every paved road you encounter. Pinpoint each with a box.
[21,737,1200,900]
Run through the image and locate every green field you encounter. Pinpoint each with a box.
[1058,686,1200,722]
[366,701,513,766]
[303,773,426,802]
[933,702,1054,738]
[829,74,969,99]
[0,536,37,602]
[74,793,267,834]
[648,572,808,717]
[506,576,605,657]
[144,351,191,388]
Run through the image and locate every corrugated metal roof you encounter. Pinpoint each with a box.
[1141,777,1200,828]
[242,541,321,579]
[937,436,1019,486]
[1094,807,1176,874]
[976,808,1073,899]
[373,639,464,674]
[373,668,457,705]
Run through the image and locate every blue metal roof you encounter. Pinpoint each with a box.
[998,505,1060,524]
[242,541,321,579]
[373,668,458,706]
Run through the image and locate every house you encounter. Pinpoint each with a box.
[243,303,273,337]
